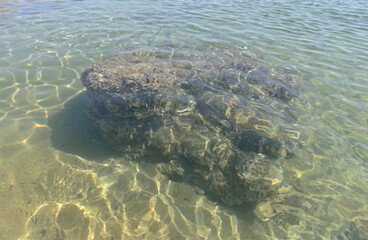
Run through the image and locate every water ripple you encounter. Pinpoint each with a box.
[0,0,368,239]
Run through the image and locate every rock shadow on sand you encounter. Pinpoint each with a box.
[48,92,121,162]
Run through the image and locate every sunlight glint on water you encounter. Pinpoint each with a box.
[0,0,367,239]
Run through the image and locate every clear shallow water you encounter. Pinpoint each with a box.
[0,0,367,239]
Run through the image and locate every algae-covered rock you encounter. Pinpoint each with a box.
[81,46,301,206]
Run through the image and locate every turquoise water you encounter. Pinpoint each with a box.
[0,0,367,239]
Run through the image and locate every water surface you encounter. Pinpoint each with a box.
[0,0,367,239]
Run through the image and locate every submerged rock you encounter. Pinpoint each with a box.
[81,46,301,206]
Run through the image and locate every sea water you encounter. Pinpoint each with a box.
[0,0,367,239]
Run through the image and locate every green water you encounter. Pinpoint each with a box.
[0,0,367,239]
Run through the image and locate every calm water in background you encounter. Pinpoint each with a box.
[0,0,368,239]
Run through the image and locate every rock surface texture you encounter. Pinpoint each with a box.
[81,46,301,206]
